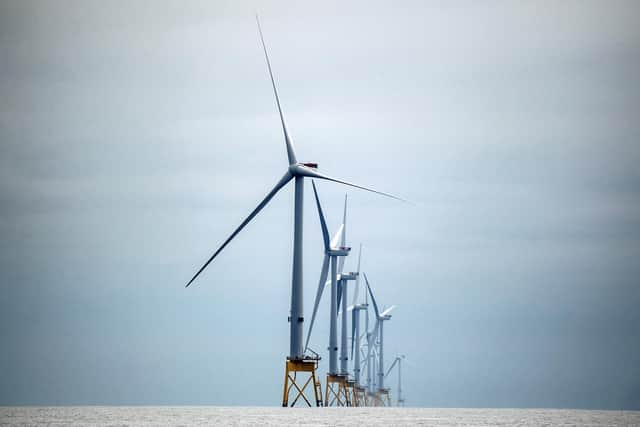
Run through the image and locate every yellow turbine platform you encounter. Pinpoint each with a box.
[345,380,357,406]
[282,357,323,407]
[324,374,350,406]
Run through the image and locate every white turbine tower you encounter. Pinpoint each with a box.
[363,274,374,396]
[336,197,359,379]
[348,246,365,379]
[184,17,403,406]
[350,301,367,384]
[317,199,358,381]
[364,272,396,406]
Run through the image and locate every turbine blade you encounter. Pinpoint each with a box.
[380,305,397,317]
[294,166,406,202]
[337,280,343,312]
[304,254,330,352]
[337,194,347,273]
[311,180,330,250]
[330,224,344,249]
[351,244,362,305]
[322,271,342,292]
[186,171,293,287]
[363,272,380,318]
[342,194,348,245]
[365,280,370,327]
[371,319,380,346]
[255,15,297,165]
[385,357,399,378]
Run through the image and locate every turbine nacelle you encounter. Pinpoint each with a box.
[289,163,318,175]
[340,271,358,281]
[378,305,396,321]
[351,303,368,311]
[329,247,351,257]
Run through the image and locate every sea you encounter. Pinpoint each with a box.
[1,407,640,426]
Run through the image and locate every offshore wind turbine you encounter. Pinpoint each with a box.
[306,181,350,376]
[307,182,352,406]
[349,301,367,406]
[318,196,358,385]
[184,17,402,406]
[364,272,396,406]
[361,272,376,395]
[364,273,374,397]
[385,354,406,406]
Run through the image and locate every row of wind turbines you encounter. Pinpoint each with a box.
[186,17,407,407]
[303,181,407,407]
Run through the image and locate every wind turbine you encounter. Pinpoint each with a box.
[314,196,358,388]
[364,272,396,405]
[363,272,374,397]
[308,183,360,406]
[385,354,406,406]
[184,15,403,404]
[361,273,376,395]
[350,311,368,404]
[306,181,350,376]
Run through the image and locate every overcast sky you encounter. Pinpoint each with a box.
[1,0,639,409]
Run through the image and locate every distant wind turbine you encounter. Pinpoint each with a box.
[364,273,396,393]
[385,354,406,407]
[306,181,350,375]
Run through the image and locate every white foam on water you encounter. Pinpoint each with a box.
[1,407,639,426]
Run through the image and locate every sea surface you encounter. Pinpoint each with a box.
[1,407,639,426]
